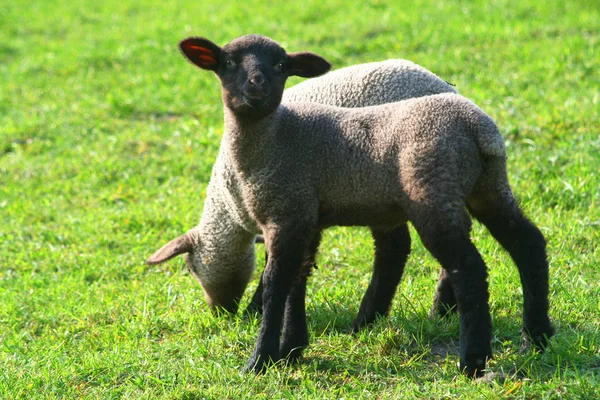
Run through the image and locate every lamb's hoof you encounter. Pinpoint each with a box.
[460,346,492,378]
[460,358,487,378]
[351,313,379,333]
[351,318,367,334]
[280,343,307,363]
[429,301,458,319]
[243,353,277,374]
[521,324,554,353]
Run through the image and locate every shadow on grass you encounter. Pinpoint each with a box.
[243,258,598,381]
[275,304,600,383]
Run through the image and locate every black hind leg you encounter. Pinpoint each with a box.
[412,209,493,377]
[246,263,266,315]
[430,267,458,318]
[469,193,553,350]
[352,224,411,332]
[246,237,269,315]
[244,272,267,314]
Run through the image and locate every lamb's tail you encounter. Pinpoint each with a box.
[465,100,506,160]
[466,101,511,195]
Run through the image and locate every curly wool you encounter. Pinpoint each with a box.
[283,59,457,107]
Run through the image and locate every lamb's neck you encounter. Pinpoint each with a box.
[196,191,256,265]
[223,106,278,178]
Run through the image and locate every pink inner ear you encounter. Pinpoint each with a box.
[187,44,212,55]
[185,43,217,64]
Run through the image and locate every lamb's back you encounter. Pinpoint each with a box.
[282,59,457,107]
[270,94,505,225]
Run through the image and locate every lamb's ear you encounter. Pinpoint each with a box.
[287,52,331,78]
[179,37,221,71]
[146,232,194,265]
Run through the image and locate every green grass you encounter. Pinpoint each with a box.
[1,0,599,398]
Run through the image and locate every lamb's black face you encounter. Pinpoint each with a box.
[180,34,331,120]
[218,35,289,119]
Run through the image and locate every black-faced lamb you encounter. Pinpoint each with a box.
[248,59,459,317]
[149,58,459,321]
[149,34,553,377]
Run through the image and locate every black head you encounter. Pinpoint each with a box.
[179,34,331,119]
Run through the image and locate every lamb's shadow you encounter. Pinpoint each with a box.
[278,304,599,382]
[244,256,597,381]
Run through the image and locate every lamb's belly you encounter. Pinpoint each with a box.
[318,202,407,228]
[317,163,407,227]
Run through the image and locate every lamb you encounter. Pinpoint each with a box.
[149,58,458,319]
[248,59,459,317]
[148,34,553,377]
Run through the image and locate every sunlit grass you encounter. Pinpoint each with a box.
[1,0,599,398]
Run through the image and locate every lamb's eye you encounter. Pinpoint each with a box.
[225,59,235,68]
[274,61,285,72]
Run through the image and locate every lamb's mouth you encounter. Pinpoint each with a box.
[242,93,269,108]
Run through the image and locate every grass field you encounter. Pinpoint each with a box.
[1,0,599,398]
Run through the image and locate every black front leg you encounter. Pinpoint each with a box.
[243,225,315,373]
[280,231,321,361]
[278,263,311,362]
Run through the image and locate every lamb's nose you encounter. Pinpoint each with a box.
[249,74,265,88]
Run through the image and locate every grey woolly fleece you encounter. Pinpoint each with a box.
[165,60,457,308]
[224,94,506,232]
[283,59,457,106]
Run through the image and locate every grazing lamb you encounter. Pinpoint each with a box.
[149,34,553,377]
[248,59,458,317]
